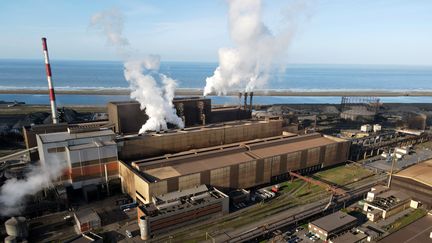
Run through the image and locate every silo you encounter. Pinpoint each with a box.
[139,216,150,240]
[5,217,19,237]
[4,235,17,243]
[5,217,28,238]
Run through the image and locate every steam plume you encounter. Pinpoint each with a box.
[91,8,184,133]
[204,0,308,95]
[0,160,66,216]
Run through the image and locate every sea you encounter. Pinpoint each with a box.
[1,59,432,105]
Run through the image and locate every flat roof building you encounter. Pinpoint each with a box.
[363,189,411,222]
[137,185,228,240]
[119,133,350,204]
[308,211,358,241]
[117,119,284,161]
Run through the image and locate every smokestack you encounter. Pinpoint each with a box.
[41,37,58,124]
[249,92,253,111]
[238,92,242,108]
[244,92,248,110]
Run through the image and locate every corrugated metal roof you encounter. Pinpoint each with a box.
[140,134,343,180]
[38,129,114,143]
[251,137,334,158]
[144,151,254,180]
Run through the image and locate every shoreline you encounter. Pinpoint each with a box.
[1,88,432,97]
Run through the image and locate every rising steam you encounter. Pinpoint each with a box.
[0,160,66,216]
[91,8,184,133]
[204,0,309,95]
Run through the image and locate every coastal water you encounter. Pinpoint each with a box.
[1,59,432,105]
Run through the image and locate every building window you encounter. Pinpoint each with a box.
[47,147,66,153]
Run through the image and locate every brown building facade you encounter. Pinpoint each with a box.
[108,97,212,134]
[119,133,350,203]
[117,119,284,161]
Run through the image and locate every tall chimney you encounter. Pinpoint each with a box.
[41,37,58,124]
[238,92,242,109]
[244,92,248,110]
[249,92,254,111]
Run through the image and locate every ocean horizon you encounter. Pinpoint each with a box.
[1,59,432,105]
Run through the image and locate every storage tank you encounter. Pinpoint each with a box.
[4,235,17,243]
[139,216,150,240]
[5,217,28,238]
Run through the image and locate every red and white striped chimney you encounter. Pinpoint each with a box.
[41,37,58,124]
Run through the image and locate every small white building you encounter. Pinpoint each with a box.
[395,146,411,155]
[360,124,372,132]
[373,124,382,132]
[366,185,390,202]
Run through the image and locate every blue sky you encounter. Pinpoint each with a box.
[0,0,431,65]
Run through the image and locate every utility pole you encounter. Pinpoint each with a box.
[387,150,397,188]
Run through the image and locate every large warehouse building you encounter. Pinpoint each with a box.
[391,159,432,209]
[117,119,284,161]
[119,133,350,203]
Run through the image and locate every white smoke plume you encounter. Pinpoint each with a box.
[0,160,66,216]
[204,0,310,96]
[91,8,184,133]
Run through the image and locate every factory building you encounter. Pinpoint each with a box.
[308,211,357,241]
[36,128,119,189]
[391,159,432,209]
[119,133,350,203]
[23,121,113,160]
[108,98,211,134]
[137,185,228,240]
[117,119,284,161]
[108,96,253,134]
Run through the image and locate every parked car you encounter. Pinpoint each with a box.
[296,227,304,232]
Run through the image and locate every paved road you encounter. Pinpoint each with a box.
[379,214,432,243]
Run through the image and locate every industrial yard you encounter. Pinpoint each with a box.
[1,95,432,242]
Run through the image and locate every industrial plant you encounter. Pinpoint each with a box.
[2,84,432,242]
[1,35,432,243]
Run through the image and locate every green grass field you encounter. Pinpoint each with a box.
[314,164,374,186]
[388,208,427,233]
